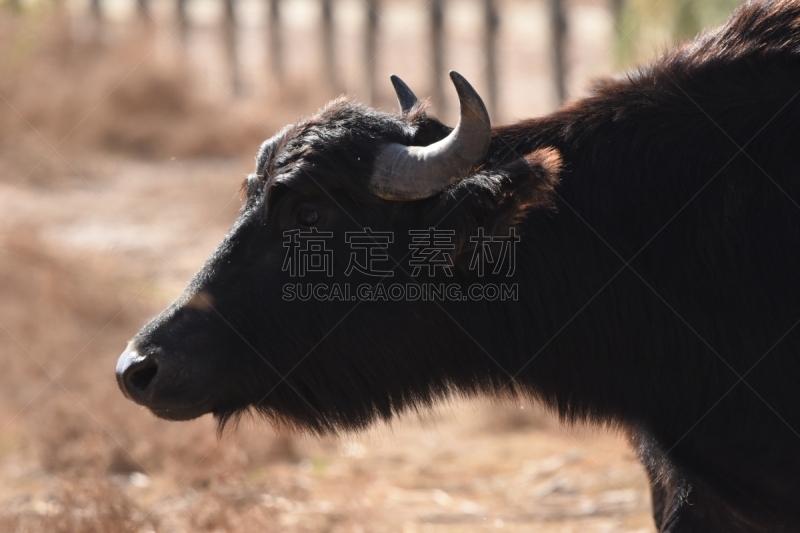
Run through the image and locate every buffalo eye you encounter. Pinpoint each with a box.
[297,209,319,227]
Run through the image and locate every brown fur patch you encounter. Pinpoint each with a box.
[185,290,214,311]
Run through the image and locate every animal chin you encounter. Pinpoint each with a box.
[212,402,333,436]
[212,404,257,434]
[149,404,211,422]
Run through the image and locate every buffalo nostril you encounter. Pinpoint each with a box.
[116,348,159,401]
[127,361,158,393]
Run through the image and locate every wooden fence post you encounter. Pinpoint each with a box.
[176,0,189,45]
[548,0,567,104]
[223,0,242,96]
[90,0,102,20]
[268,0,283,83]
[611,0,623,24]
[611,0,624,48]
[430,0,445,112]
[138,0,151,22]
[321,0,338,90]
[483,0,499,119]
[364,0,380,104]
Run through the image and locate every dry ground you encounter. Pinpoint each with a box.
[0,1,658,531]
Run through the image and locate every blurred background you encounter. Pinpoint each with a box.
[0,0,741,531]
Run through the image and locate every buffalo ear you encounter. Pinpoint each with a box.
[432,147,562,267]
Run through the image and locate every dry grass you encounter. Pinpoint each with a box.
[1,11,258,160]
[0,477,154,533]
[0,8,334,186]
[0,230,148,531]
[0,230,305,531]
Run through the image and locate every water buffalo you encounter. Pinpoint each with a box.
[117,1,800,530]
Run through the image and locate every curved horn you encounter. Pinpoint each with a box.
[370,71,491,201]
[390,75,418,114]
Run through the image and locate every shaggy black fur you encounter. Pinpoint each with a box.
[120,1,800,530]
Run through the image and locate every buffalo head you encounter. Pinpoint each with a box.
[116,72,561,432]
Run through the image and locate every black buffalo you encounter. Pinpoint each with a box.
[117,1,800,530]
